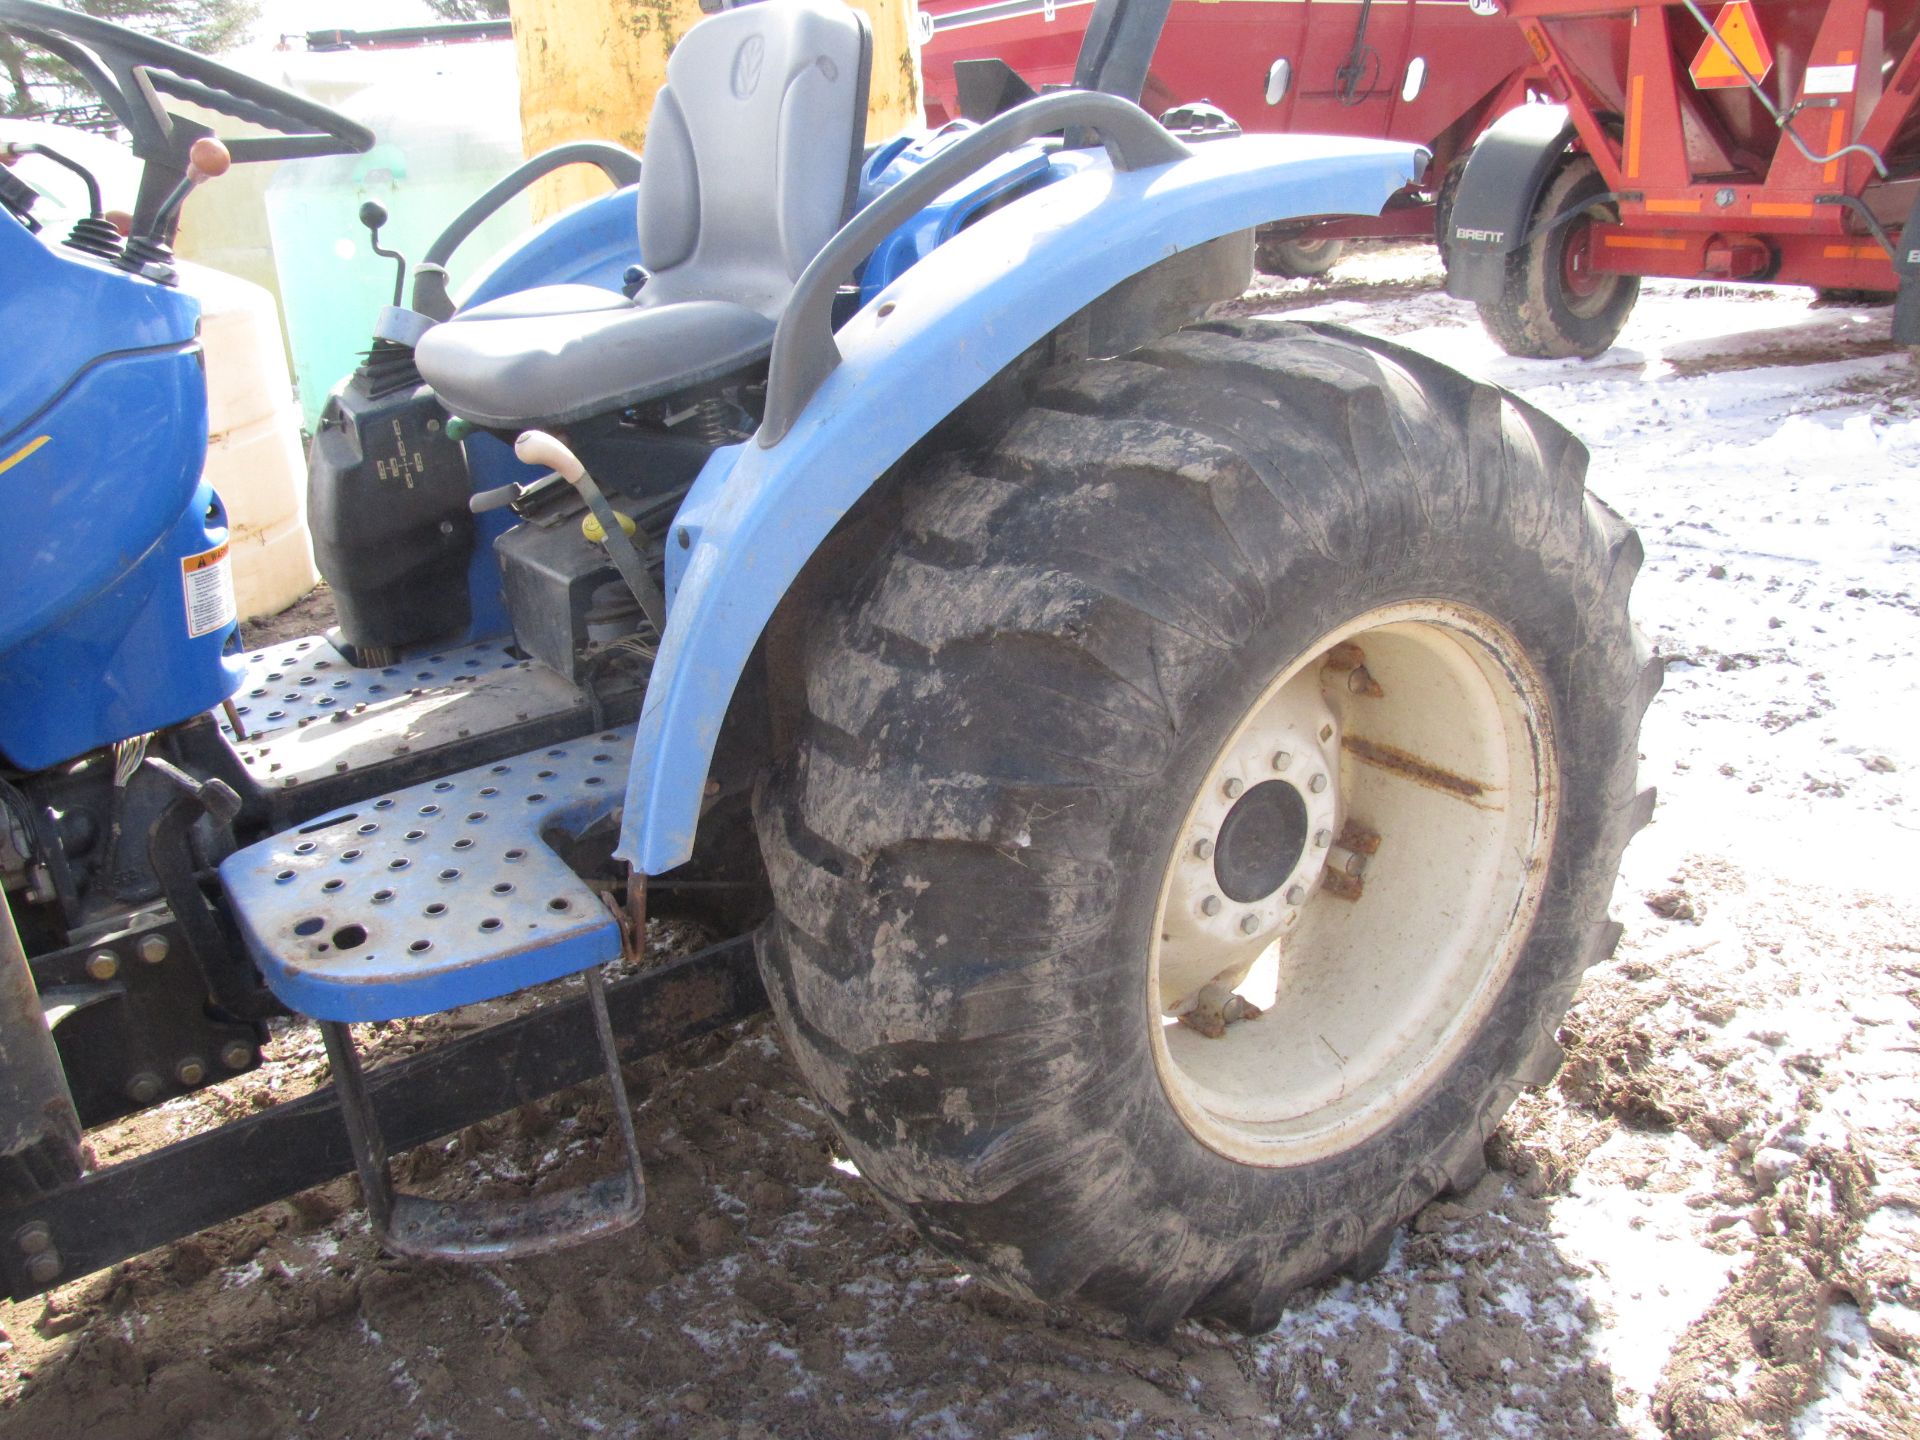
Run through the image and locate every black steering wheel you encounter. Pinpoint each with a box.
[1,0,371,232]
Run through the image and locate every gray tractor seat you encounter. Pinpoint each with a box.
[416,0,872,432]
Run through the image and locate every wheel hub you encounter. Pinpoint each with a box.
[1213,781,1309,903]
[1157,677,1340,1016]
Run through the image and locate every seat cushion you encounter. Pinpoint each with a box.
[416,289,775,429]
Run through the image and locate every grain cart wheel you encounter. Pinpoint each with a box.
[1256,232,1347,278]
[1478,156,1639,359]
[756,319,1655,1335]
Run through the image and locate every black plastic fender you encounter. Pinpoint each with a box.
[1892,189,1920,343]
[1445,103,1579,304]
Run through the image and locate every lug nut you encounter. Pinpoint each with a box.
[138,934,170,964]
[1222,777,1243,799]
[175,1056,207,1087]
[1286,884,1307,906]
[1272,751,1291,771]
[14,1222,51,1256]
[220,1041,254,1071]
[1309,773,1329,794]
[25,1252,60,1286]
[1193,838,1214,860]
[1239,914,1262,936]
[1345,853,1369,878]
[1201,895,1223,916]
[85,950,119,981]
[1314,829,1331,848]
[125,1072,162,1105]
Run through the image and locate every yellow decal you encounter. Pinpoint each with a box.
[0,434,50,477]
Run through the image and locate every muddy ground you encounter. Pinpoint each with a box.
[2,249,1915,1440]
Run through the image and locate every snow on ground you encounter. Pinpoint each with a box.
[1,253,1915,1440]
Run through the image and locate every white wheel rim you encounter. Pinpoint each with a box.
[1147,602,1558,1167]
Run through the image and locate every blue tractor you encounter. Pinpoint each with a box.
[0,0,1654,1332]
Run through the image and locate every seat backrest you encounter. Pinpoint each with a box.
[636,0,871,317]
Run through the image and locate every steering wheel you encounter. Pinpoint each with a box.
[0,1,372,175]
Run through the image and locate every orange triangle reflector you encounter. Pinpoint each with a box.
[1690,0,1775,89]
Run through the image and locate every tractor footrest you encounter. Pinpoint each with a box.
[218,727,636,1022]
[321,965,646,1262]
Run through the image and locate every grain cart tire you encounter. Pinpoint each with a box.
[1256,233,1347,278]
[755,319,1655,1335]
[1478,156,1639,359]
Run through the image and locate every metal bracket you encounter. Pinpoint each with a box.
[321,964,644,1261]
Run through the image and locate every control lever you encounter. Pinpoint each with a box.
[512,431,668,636]
[150,136,231,237]
[119,137,230,281]
[359,200,409,308]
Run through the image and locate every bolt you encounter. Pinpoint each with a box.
[1239,914,1262,936]
[1193,838,1214,860]
[125,1072,163,1105]
[1201,895,1223,916]
[14,1222,51,1256]
[138,934,170,965]
[1286,884,1307,906]
[85,950,119,981]
[220,1040,254,1071]
[1314,829,1331,849]
[1271,751,1291,771]
[1222,778,1243,799]
[175,1056,207,1087]
[25,1252,60,1286]
[1309,773,1329,794]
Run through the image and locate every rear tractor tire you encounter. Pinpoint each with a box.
[756,319,1656,1334]
[1478,155,1639,359]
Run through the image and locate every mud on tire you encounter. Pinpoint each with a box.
[755,319,1656,1334]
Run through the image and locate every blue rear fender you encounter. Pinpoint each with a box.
[618,134,1423,874]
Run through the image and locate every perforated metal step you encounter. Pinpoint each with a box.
[222,636,527,738]
[220,728,636,1022]
[220,636,585,795]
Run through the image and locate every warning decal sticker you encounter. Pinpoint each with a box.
[182,542,236,639]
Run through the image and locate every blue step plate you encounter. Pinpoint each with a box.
[220,728,636,1023]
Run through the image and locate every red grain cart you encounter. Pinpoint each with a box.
[918,0,1541,271]
[1445,0,1920,355]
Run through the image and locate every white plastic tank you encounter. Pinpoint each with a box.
[176,261,318,622]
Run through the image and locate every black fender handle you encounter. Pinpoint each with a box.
[412,142,644,322]
[759,90,1192,448]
